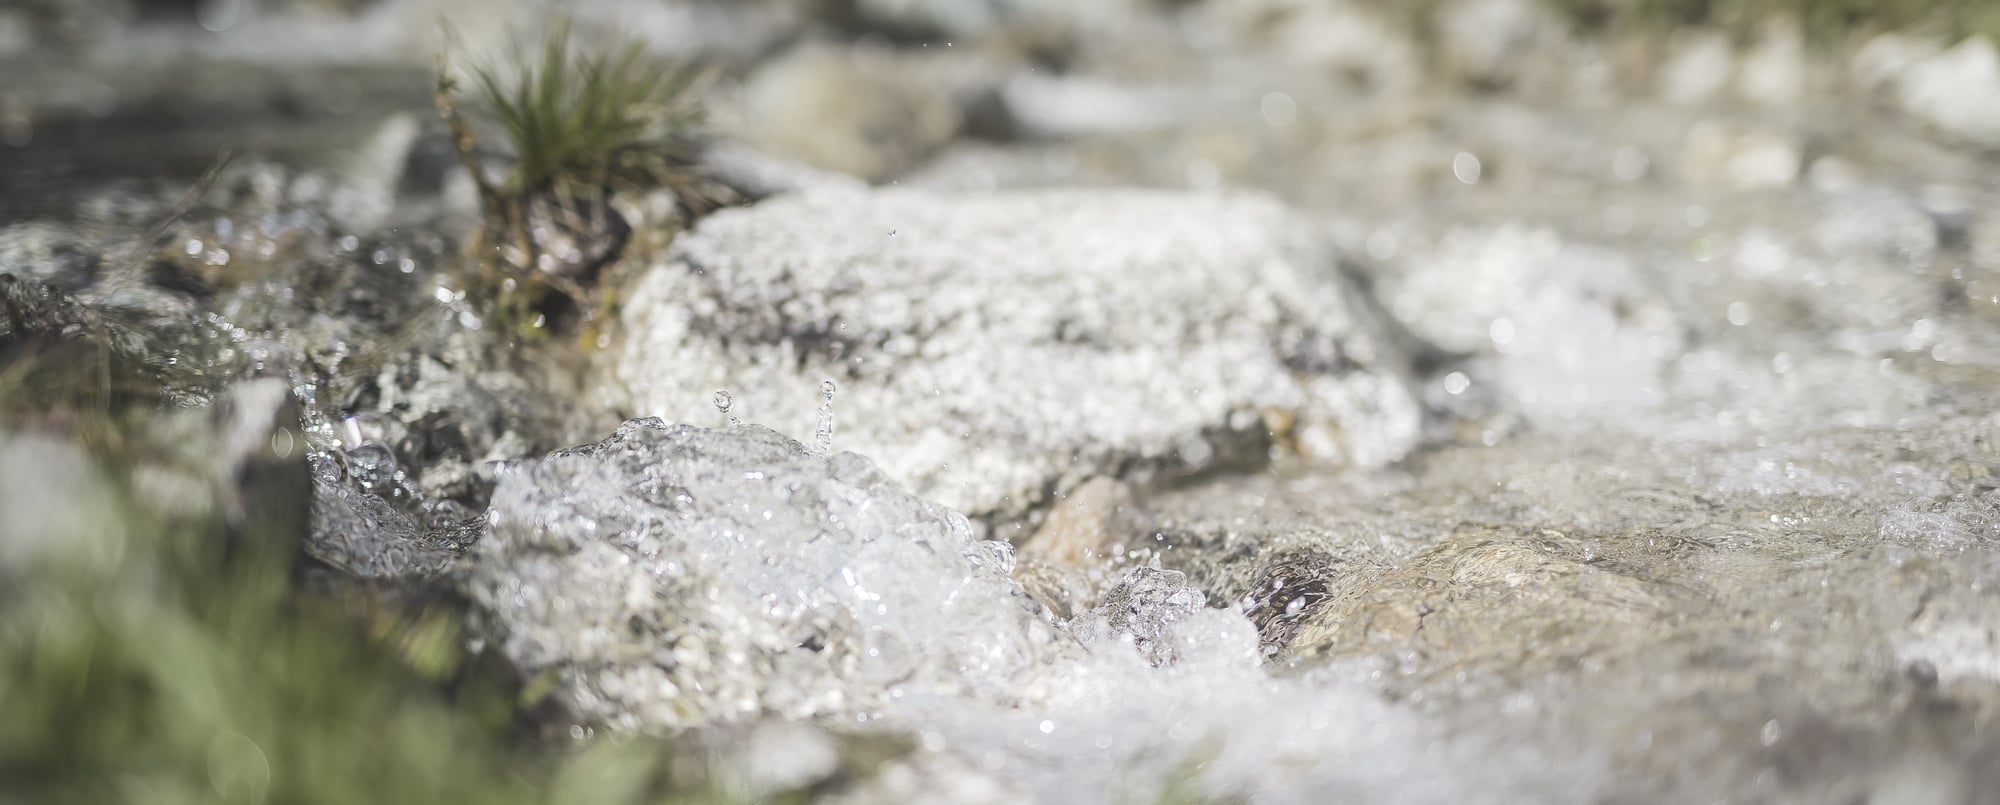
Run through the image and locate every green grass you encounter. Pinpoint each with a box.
[469,19,705,200]
[434,17,712,341]
[0,351,748,803]
[1536,0,2000,42]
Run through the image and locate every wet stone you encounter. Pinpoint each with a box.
[603,188,1425,526]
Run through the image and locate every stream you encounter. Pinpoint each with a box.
[5,1,2000,803]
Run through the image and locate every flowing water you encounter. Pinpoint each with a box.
[6,1,2000,803]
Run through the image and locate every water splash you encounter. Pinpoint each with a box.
[813,380,836,455]
[713,389,741,428]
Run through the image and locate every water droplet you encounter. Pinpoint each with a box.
[713,389,741,428]
[1452,152,1483,185]
[813,380,837,455]
[888,229,898,237]
[1727,301,1752,326]
[1038,720,1055,734]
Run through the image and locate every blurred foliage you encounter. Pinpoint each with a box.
[0,357,752,803]
[1541,0,2000,42]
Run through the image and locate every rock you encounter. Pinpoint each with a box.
[833,0,1143,61]
[1018,476,1150,571]
[1736,19,1804,107]
[1853,32,1940,95]
[1,162,557,578]
[0,10,29,57]
[1011,557,1088,620]
[462,418,1061,731]
[1371,225,1682,427]
[1659,31,1733,106]
[696,141,871,201]
[323,112,419,234]
[1435,0,1553,90]
[1679,120,1801,190]
[602,189,1424,524]
[996,75,1201,137]
[10,0,132,44]
[1013,476,1152,617]
[1814,188,1939,268]
[730,43,970,181]
[1284,535,1670,668]
[1898,37,2000,147]
[1258,3,1422,95]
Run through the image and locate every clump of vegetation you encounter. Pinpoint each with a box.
[1539,0,2000,43]
[435,18,723,338]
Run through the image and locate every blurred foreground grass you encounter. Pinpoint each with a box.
[0,351,741,804]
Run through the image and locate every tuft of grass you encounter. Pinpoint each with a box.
[471,19,705,202]
[436,18,719,342]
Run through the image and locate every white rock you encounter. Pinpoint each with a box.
[1898,37,2000,146]
[1660,31,1734,106]
[1203,1,1421,95]
[1680,120,1801,190]
[1737,19,1804,106]
[1437,0,1552,89]
[729,43,969,180]
[602,189,1423,522]
[1853,31,1942,93]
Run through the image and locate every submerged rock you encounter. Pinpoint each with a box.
[603,189,1424,525]
[459,417,1546,802]
[463,418,1060,731]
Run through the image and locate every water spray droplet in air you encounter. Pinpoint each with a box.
[713,389,741,428]
[814,380,837,455]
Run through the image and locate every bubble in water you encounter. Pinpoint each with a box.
[714,389,741,428]
[813,380,837,455]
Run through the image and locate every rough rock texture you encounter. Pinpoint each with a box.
[1012,476,1153,618]
[463,418,1064,731]
[604,189,1424,525]
[1129,418,2000,803]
